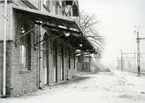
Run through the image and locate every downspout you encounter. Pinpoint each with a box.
[2,0,7,97]
[38,0,41,89]
[38,28,41,89]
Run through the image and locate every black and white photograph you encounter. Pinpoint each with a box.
[0,0,145,103]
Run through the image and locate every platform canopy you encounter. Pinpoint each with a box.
[13,5,96,53]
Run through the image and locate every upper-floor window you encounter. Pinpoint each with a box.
[72,3,79,17]
[61,0,79,17]
[65,1,73,5]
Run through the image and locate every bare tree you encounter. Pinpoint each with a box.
[77,11,104,57]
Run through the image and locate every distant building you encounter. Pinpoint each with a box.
[77,54,92,72]
[0,0,95,97]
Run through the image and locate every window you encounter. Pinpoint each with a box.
[20,24,31,70]
[65,1,73,5]
[72,4,79,17]
[20,45,26,68]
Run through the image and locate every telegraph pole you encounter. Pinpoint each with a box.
[121,50,123,71]
[136,29,141,76]
[135,25,145,76]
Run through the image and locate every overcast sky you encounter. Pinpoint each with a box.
[79,0,145,66]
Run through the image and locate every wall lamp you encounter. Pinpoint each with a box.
[21,27,25,34]
[64,32,70,37]
[79,44,83,47]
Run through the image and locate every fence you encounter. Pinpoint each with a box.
[117,53,145,70]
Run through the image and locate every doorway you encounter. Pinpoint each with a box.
[42,33,49,85]
[61,44,64,80]
[53,39,58,82]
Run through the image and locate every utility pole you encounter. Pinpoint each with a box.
[136,28,141,76]
[121,50,123,71]
[135,25,145,76]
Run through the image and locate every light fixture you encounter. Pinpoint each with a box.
[35,20,43,24]
[64,32,70,37]
[76,49,81,53]
[21,27,25,34]
[79,44,83,47]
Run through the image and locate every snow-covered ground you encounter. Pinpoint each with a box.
[0,70,145,103]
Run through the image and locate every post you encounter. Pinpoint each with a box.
[117,57,118,69]
[136,30,141,76]
[121,50,123,71]
[2,0,7,97]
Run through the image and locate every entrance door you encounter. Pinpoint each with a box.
[61,45,64,80]
[42,33,49,85]
[53,40,57,82]
[45,39,49,85]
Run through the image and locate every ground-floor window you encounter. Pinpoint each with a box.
[20,24,31,70]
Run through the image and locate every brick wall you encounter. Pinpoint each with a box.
[9,11,38,96]
[0,41,14,96]
[10,41,38,97]
[0,34,78,97]
[0,0,80,97]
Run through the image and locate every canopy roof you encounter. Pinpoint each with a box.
[13,5,96,53]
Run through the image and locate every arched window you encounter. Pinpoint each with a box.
[72,3,79,17]
[20,24,31,70]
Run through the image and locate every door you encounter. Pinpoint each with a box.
[45,38,49,85]
[42,33,49,85]
[61,45,64,80]
[53,40,57,82]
